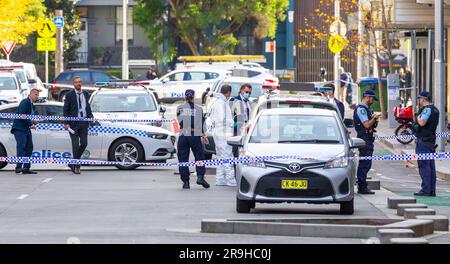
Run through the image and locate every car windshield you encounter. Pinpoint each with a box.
[249,114,343,144]
[219,82,263,98]
[257,100,337,113]
[0,76,18,90]
[91,93,157,112]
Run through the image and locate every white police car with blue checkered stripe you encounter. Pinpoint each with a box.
[0,102,176,170]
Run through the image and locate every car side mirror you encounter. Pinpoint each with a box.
[28,79,37,84]
[161,77,170,83]
[159,105,166,113]
[227,136,244,147]
[344,118,354,128]
[350,138,366,149]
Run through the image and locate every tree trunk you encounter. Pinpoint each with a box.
[381,0,393,74]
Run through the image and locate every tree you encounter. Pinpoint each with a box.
[44,0,81,62]
[134,0,289,63]
[0,0,45,45]
[298,0,397,119]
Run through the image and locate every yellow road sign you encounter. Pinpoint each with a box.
[37,37,56,51]
[38,19,56,38]
[328,35,346,54]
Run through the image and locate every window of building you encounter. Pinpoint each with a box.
[116,6,133,42]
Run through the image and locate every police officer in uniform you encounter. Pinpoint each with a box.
[176,89,210,189]
[354,90,381,194]
[413,91,439,197]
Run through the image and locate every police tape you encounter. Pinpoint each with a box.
[0,113,171,123]
[375,131,450,141]
[0,122,163,138]
[0,151,449,167]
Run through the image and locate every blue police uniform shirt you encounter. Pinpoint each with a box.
[356,102,370,123]
[420,106,432,122]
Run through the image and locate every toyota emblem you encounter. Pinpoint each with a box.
[288,162,302,172]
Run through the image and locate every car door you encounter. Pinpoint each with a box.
[0,106,47,157]
[162,72,185,99]
[42,104,103,160]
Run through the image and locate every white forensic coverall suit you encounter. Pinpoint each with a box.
[208,93,236,186]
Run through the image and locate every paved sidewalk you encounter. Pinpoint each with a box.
[374,118,450,182]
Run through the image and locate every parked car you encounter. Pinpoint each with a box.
[0,70,26,104]
[50,69,119,101]
[141,69,229,103]
[227,107,365,214]
[0,102,176,170]
[89,86,166,128]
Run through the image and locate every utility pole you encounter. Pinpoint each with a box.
[122,0,129,80]
[357,0,364,80]
[434,0,445,152]
[273,39,277,75]
[55,10,64,78]
[334,0,341,98]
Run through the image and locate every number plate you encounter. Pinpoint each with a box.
[281,180,308,190]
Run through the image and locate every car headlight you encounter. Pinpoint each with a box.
[146,132,168,139]
[324,154,348,169]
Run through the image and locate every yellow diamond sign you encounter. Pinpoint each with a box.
[37,38,56,51]
[38,19,56,38]
[328,35,346,54]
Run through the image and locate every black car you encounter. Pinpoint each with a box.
[50,69,118,101]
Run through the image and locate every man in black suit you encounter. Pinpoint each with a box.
[11,88,40,174]
[63,76,94,174]
[323,83,345,119]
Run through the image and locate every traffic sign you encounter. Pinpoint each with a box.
[37,38,56,51]
[38,19,56,38]
[328,35,346,54]
[330,20,347,36]
[1,41,16,56]
[265,41,275,53]
[53,16,64,28]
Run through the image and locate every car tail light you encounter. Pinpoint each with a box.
[51,82,57,91]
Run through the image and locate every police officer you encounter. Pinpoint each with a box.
[176,89,210,189]
[413,91,439,197]
[354,90,381,194]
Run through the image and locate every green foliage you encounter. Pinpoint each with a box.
[134,0,289,62]
[106,70,123,79]
[44,0,81,62]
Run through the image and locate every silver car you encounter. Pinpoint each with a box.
[227,108,365,214]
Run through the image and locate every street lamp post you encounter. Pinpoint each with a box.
[434,0,445,152]
[334,0,341,98]
[122,0,129,80]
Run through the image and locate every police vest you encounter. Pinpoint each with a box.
[353,104,375,141]
[415,105,439,141]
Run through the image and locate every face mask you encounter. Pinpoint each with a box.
[242,92,250,100]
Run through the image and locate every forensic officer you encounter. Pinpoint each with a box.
[10,88,40,174]
[413,91,439,197]
[354,90,381,194]
[176,89,210,189]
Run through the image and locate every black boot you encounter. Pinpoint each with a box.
[182,181,190,189]
[196,177,210,189]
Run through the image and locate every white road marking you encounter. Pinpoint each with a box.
[376,173,383,176]
[42,178,53,183]
[380,176,393,180]
[17,194,29,200]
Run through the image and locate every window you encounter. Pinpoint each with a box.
[44,105,64,124]
[92,72,112,82]
[0,77,18,91]
[186,72,206,81]
[91,93,157,113]
[116,7,133,42]
[206,72,220,80]
[73,71,91,83]
[56,72,73,82]
[169,73,185,81]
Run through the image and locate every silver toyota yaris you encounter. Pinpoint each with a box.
[228,108,365,214]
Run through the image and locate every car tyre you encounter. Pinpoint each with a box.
[0,145,7,170]
[236,197,252,213]
[340,199,354,215]
[108,138,144,170]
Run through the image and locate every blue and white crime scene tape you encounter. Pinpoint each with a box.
[0,113,172,123]
[1,151,449,167]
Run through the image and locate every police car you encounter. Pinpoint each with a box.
[89,86,166,127]
[0,70,25,104]
[140,69,229,103]
[0,102,176,170]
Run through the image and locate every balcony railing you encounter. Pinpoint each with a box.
[69,52,88,64]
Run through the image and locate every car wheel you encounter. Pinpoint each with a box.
[109,138,144,170]
[236,197,252,213]
[0,145,7,170]
[340,199,354,215]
